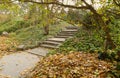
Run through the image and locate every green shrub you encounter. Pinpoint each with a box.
[0,20,31,34]
[110,19,120,47]
[58,27,104,53]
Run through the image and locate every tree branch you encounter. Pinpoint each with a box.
[81,0,98,15]
[20,0,89,10]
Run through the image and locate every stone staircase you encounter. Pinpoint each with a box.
[40,26,79,49]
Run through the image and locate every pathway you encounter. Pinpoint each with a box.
[0,52,40,78]
[0,26,79,78]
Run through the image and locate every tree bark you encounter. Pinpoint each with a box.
[95,15,116,51]
[44,25,49,35]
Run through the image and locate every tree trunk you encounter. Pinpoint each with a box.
[97,15,116,52]
[44,25,49,35]
[104,26,116,51]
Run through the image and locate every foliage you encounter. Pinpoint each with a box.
[0,10,70,49]
[57,27,104,53]
[0,0,119,77]
[0,36,18,51]
[25,52,112,78]
[109,19,120,47]
[66,9,86,26]
[106,61,120,78]
[57,18,120,60]
[0,14,10,23]
[0,17,30,34]
[81,13,98,29]
[10,21,70,49]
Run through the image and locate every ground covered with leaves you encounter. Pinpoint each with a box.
[0,36,18,58]
[27,52,113,78]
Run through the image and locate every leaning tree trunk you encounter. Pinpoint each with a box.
[96,15,116,52]
[81,0,116,52]
[104,25,116,51]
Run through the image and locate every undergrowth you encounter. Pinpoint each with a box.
[56,27,104,53]
[0,17,70,49]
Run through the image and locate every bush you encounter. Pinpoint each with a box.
[109,19,120,47]
[0,20,31,34]
[58,27,104,53]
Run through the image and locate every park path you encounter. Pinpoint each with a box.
[0,26,79,78]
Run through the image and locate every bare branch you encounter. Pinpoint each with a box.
[81,0,98,15]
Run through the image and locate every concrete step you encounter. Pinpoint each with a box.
[40,44,58,49]
[47,38,66,42]
[42,41,61,45]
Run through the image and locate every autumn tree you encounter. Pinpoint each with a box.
[0,0,119,52]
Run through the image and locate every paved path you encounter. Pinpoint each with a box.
[26,47,49,56]
[0,47,49,78]
[0,52,40,78]
[0,26,79,78]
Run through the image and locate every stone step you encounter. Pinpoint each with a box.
[65,26,78,29]
[55,35,72,38]
[42,41,61,45]
[47,38,66,42]
[39,26,79,49]
[58,33,74,36]
[62,29,78,32]
[59,31,77,34]
[26,47,48,56]
[40,44,58,49]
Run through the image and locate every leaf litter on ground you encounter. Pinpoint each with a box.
[23,52,113,78]
[0,36,18,58]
